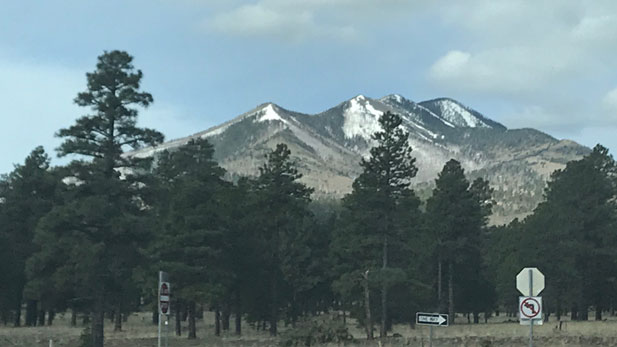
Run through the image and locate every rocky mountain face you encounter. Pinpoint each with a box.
[128,94,590,224]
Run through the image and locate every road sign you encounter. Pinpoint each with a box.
[516,267,544,296]
[158,271,170,347]
[416,312,449,326]
[159,282,170,315]
[519,296,542,321]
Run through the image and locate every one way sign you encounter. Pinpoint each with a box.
[416,312,449,327]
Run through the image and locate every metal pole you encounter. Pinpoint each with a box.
[529,269,533,347]
[429,325,433,347]
[158,271,162,347]
[166,316,170,347]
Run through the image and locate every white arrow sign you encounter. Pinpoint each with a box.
[416,312,448,326]
[516,267,544,296]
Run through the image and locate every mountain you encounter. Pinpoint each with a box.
[128,94,590,224]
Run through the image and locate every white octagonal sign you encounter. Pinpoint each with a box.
[516,267,544,296]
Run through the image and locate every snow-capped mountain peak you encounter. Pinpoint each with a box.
[255,103,288,124]
[380,93,406,104]
[420,98,491,128]
[342,95,383,140]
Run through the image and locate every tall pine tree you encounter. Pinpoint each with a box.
[0,147,58,326]
[149,138,228,339]
[28,51,163,347]
[426,160,492,324]
[332,111,420,338]
[252,143,313,336]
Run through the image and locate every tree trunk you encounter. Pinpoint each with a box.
[570,305,578,320]
[448,262,454,325]
[362,270,373,340]
[269,273,278,336]
[71,309,77,327]
[25,300,37,326]
[595,304,602,321]
[473,312,479,324]
[188,301,197,339]
[13,300,21,327]
[437,255,443,312]
[215,306,221,336]
[175,300,182,336]
[82,313,90,326]
[152,306,159,325]
[37,309,45,326]
[47,310,55,326]
[91,307,104,347]
[235,295,242,336]
[381,235,388,338]
[114,308,122,331]
[580,305,588,320]
[290,291,298,328]
[222,304,230,331]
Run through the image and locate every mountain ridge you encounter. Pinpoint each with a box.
[129,94,590,223]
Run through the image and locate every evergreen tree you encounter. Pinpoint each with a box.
[521,145,617,320]
[332,111,420,338]
[28,51,163,347]
[0,147,58,326]
[149,138,228,339]
[426,159,492,324]
[252,143,313,336]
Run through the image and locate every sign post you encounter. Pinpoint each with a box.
[158,271,170,347]
[516,267,544,347]
[416,312,448,347]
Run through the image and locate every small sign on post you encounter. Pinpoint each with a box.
[416,312,448,347]
[159,282,170,315]
[516,267,544,296]
[516,267,544,347]
[519,296,542,321]
[158,271,170,347]
[416,312,449,326]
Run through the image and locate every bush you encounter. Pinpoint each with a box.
[280,315,353,346]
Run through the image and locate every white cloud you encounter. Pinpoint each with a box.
[204,0,427,42]
[428,1,617,93]
[429,47,574,95]
[208,2,355,42]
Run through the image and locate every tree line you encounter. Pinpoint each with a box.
[1,51,616,347]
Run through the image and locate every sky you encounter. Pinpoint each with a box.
[1,0,617,174]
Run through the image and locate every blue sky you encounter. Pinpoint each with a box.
[2,0,617,174]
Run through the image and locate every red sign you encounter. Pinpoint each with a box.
[159,282,170,315]
[520,297,541,319]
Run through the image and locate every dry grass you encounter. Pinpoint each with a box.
[3,311,617,347]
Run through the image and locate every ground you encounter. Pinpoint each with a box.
[2,312,617,347]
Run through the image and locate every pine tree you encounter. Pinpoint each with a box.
[521,145,617,320]
[149,138,228,339]
[0,147,58,327]
[252,143,313,336]
[332,111,419,338]
[28,51,163,347]
[426,160,492,324]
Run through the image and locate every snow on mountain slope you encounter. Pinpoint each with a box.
[423,98,488,128]
[256,104,288,124]
[342,95,382,140]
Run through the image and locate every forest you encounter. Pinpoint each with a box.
[1,51,616,347]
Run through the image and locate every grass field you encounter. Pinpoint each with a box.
[2,311,617,347]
